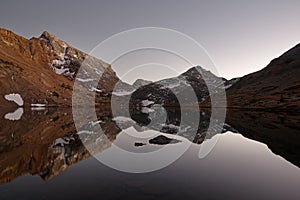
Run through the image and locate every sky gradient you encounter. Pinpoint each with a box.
[1,0,300,81]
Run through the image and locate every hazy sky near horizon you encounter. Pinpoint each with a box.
[1,0,300,82]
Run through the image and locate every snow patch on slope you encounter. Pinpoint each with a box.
[51,42,75,78]
[112,90,136,96]
[90,87,102,93]
[4,93,24,106]
[76,78,94,82]
[113,116,135,123]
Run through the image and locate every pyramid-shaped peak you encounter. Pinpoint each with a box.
[40,30,56,40]
[38,30,70,50]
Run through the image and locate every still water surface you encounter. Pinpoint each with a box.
[0,107,299,200]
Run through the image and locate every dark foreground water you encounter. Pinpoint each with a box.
[0,107,299,200]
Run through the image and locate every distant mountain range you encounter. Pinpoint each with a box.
[129,45,300,111]
[1,28,299,110]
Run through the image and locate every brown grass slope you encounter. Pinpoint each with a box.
[226,43,300,110]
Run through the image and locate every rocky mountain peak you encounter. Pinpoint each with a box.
[132,79,152,88]
[40,30,53,40]
[182,65,225,80]
[40,30,54,39]
[38,30,70,54]
[0,28,120,107]
[39,30,66,47]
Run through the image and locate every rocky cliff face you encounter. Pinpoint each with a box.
[0,28,119,107]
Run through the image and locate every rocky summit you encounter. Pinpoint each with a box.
[0,28,119,108]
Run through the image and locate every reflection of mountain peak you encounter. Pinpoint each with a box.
[149,135,181,145]
[1,106,300,184]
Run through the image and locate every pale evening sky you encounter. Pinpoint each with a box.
[1,0,300,82]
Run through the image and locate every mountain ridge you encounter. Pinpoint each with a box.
[225,43,300,110]
[1,27,299,110]
[0,28,119,107]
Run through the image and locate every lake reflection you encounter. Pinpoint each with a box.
[0,107,300,200]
